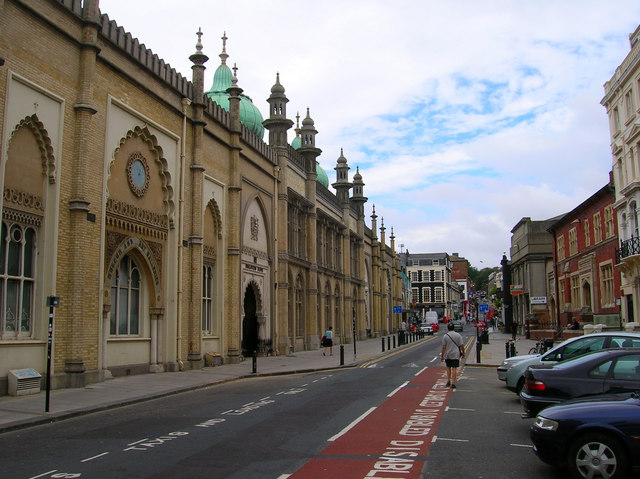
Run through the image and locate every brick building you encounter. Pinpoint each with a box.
[0,0,404,395]
[547,180,622,330]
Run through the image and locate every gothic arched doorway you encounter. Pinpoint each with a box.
[242,285,258,357]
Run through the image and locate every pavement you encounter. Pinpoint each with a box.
[0,328,536,434]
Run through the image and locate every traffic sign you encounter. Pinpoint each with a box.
[479,304,489,313]
[393,306,402,314]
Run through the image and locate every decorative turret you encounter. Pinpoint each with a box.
[263,72,293,147]
[351,165,367,218]
[371,204,378,241]
[297,107,322,175]
[189,28,209,104]
[332,148,352,206]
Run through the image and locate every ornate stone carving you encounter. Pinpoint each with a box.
[250,215,259,241]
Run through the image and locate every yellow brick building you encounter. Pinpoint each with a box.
[0,0,404,395]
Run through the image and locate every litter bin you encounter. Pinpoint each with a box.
[481,329,489,344]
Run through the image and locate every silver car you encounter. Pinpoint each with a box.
[502,331,640,394]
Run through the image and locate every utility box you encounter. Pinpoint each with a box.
[8,368,42,396]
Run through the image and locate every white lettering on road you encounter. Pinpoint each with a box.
[220,398,275,415]
[363,375,450,478]
[123,432,189,452]
[195,418,226,428]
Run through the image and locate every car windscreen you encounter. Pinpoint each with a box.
[544,336,607,362]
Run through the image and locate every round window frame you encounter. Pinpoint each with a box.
[126,152,150,198]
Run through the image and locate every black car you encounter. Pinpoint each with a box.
[530,392,640,479]
[520,348,640,418]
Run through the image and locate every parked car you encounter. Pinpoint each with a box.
[520,348,640,418]
[419,322,434,335]
[530,391,640,479]
[501,332,640,393]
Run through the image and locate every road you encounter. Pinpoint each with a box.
[0,331,573,479]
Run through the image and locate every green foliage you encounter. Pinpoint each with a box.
[469,265,494,294]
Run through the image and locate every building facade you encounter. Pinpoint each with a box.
[450,253,470,319]
[509,216,559,335]
[0,0,404,395]
[406,252,460,319]
[547,181,621,330]
[602,23,640,324]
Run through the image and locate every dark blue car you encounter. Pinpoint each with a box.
[530,392,640,479]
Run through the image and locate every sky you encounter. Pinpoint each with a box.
[100,0,640,269]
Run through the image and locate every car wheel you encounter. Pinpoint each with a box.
[516,377,525,395]
[568,432,629,479]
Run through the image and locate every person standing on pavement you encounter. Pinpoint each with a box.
[441,322,465,389]
[323,326,333,356]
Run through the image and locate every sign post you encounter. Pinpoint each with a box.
[45,296,60,413]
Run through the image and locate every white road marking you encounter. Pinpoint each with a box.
[415,366,428,376]
[387,381,409,397]
[430,356,439,363]
[445,407,475,411]
[403,362,420,368]
[511,443,534,448]
[434,437,469,442]
[28,471,57,479]
[328,407,377,442]
[81,451,109,462]
[276,475,292,479]
[503,411,524,414]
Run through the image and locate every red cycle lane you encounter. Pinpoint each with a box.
[287,366,454,479]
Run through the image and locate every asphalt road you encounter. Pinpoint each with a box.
[0,331,588,479]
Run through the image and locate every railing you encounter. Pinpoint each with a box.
[616,236,640,263]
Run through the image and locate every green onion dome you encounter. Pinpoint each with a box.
[205,33,265,139]
[316,162,330,188]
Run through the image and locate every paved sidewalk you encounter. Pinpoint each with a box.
[0,329,538,434]
[467,328,537,367]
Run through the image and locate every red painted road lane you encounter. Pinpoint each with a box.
[288,366,454,479]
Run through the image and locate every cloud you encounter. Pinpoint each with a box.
[100,0,640,266]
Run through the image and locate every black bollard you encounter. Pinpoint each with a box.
[382,337,385,352]
[252,351,257,374]
[505,341,510,358]
[340,345,344,365]
[393,335,396,349]
[476,339,482,364]
[387,336,391,350]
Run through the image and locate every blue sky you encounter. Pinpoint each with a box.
[101,0,640,268]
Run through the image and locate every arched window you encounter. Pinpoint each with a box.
[0,222,36,338]
[110,255,141,335]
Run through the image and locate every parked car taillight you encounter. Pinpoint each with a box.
[526,378,546,392]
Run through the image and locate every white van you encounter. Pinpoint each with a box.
[425,311,439,324]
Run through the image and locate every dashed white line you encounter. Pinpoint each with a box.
[511,443,534,448]
[445,407,475,411]
[387,381,409,397]
[434,437,469,443]
[415,366,428,376]
[430,356,439,363]
[81,451,110,462]
[328,407,376,442]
